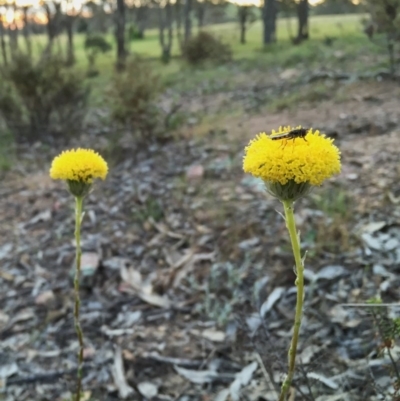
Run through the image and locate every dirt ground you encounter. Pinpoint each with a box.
[0,77,400,401]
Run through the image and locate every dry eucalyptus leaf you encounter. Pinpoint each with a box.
[260,287,285,317]
[111,347,134,399]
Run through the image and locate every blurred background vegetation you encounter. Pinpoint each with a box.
[0,0,398,165]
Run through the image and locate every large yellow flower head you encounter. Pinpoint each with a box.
[243,126,341,201]
[50,148,108,197]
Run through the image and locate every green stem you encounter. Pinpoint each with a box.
[278,200,305,401]
[74,196,84,401]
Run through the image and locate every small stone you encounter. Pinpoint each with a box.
[238,237,260,250]
[384,238,399,251]
[83,347,96,359]
[35,290,55,306]
[138,381,158,398]
[346,173,358,180]
[186,165,204,180]
[279,68,300,80]
[70,252,100,288]
[187,117,198,126]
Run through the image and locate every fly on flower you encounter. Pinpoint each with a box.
[270,128,310,143]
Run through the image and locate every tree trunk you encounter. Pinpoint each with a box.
[87,49,98,77]
[196,1,206,29]
[176,0,183,51]
[159,0,173,64]
[115,0,127,71]
[240,25,246,44]
[9,3,19,57]
[65,16,75,66]
[22,6,32,57]
[9,25,19,58]
[238,6,247,44]
[0,18,7,66]
[44,6,54,56]
[136,6,146,38]
[42,3,62,57]
[167,1,173,55]
[263,0,276,45]
[183,0,192,44]
[296,0,308,42]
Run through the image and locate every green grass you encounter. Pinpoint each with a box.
[0,13,390,157]
[268,82,333,112]
[18,12,385,104]
[27,13,368,76]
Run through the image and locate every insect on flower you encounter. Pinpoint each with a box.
[270,128,310,142]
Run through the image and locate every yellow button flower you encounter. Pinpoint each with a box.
[50,148,108,197]
[243,127,341,201]
[50,148,108,183]
[243,126,341,398]
[243,126,341,185]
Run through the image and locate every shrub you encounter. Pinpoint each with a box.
[84,34,112,77]
[0,54,90,143]
[0,81,21,133]
[128,24,144,40]
[85,34,112,53]
[107,58,163,141]
[183,31,232,65]
[0,126,15,172]
[364,0,400,75]
[77,18,89,33]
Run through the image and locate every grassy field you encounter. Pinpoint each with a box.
[25,12,384,104]
[0,12,392,171]
[27,13,370,78]
[2,13,387,140]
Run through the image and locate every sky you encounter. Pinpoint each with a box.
[0,0,336,26]
[3,0,323,7]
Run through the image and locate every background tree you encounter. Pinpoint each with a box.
[64,0,82,66]
[204,0,228,25]
[313,0,361,15]
[135,0,149,38]
[195,0,206,29]
[0,10,7,66]
[41,0,63,56]
[175,0,183,50]
[84,34,112,76]
[279,0,296,40]
[8,2,20,58]
[21,5,32,58]
[237,5,256,44]
[86,0,109,34]
[296,0,309,43]
[158,0,173,63]
[115,0,127,70]
[263,0,277,44]
[184,0,192,43]
[364,0,400,76]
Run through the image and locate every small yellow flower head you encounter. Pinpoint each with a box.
[50,148,108,197]
[243,127,341,201]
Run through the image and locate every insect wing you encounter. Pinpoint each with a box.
[269,132,291,140]
[270,128,309,141]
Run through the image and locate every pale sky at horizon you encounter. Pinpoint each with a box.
[3,0,323,7]
[0,0,343,25]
